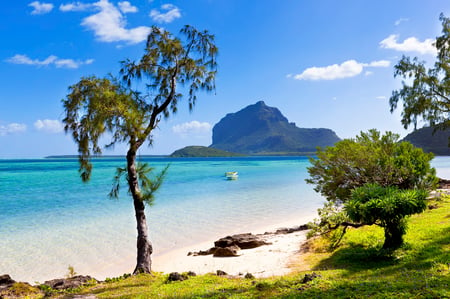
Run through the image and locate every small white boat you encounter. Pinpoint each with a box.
[225,171,239,180]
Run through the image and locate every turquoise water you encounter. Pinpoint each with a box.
[0,156,324,282]
[1,156,449,282]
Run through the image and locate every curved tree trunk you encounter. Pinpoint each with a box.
[127,147,153,274]
[382,220,405,250]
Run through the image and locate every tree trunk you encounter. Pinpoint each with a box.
[127,148,153,274]
[382,220,405,250]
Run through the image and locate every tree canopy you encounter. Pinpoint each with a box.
[306,129,437,249]
[345,183,428,249]
[62,25,218,274]
[390,14,450,133]
[306,129,437,204]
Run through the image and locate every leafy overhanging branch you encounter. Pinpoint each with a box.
[390,13,450,134]
[109,163,169,205]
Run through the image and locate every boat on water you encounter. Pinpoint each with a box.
[225,171,239,180]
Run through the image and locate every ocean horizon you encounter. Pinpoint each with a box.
[1,156,449,283]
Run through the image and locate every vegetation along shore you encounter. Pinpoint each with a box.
[0,189,448,298]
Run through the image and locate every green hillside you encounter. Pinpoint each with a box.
[170,146,244,157]
[403,126,450,155]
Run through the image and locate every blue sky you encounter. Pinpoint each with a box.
[0,0,448,158]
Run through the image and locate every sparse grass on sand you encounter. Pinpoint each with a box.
[3,195,449,298]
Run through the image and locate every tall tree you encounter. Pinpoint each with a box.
[390,14,450,133]
[62,25,218,274]
[306,130,436,248]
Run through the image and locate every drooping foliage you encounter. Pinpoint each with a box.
[345,183,428,249]
[390,14,450,134]
[62,25,218,274]
[63,25,218,183]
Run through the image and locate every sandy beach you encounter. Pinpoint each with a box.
[152,219,312,278]
[153,230,308,278]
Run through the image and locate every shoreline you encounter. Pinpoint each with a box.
[153,227,309,278]
[126,216,315,280]
[2,217,315,285]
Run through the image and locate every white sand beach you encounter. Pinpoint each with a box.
[153,230,308,278]
[152,219,311,278]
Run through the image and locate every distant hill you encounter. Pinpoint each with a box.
[170,146,244,157]
[209,101,340,155]
[402,126,450,155]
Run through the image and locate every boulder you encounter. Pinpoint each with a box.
[0,274,15,290]
[43,275,97,290]
[301,272,321,284]
[167,272,188,282]
[273,224,309,234]
[188,247,217,256]
[438,178,450,189]
[216,270,227,276]
[213,245,241,257]
[214,233,269,249]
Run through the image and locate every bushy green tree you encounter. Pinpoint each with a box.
[62,25,218,274]
[390,14,450,133]
[307,129,436,203]
[345,183,428,249]
[306,129,437,248]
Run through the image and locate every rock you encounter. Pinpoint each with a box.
[216,270,227,276]
[214,233,269,249]
[167,272,188,282]
[188,247,217,256]
[0,274,15,290]
[274,224,309,234]
[186,271,196,277]
[428,203,439,210]
[301,272,321,283]
[213,245,241,257]
[244,273,255,279]
[438,178,450,189]
[43,275,97,290]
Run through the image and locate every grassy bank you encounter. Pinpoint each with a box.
[3,196,449,298]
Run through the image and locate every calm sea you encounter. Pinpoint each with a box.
[1,156,449,282]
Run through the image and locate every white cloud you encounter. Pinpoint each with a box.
[60,2,93,12]
[380,34,436,55]
[150,4,181,23]
[0,123,27,136]
[118,1,138,13]
[6,54,94,69]
[395,18,409,26]
[29,1,54,15]
[34,119,64,133]
[292,59,390,81]
[78,0,151,44]
[365,71,373,76]
[376,96,387,100]
[366,60,390,67]
[172,121,212,138]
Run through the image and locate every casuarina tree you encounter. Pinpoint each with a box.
[62,25,218,274]
[390,14,450,134]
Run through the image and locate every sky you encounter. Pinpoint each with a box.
[0,0,448,158]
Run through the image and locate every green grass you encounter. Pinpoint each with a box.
[4,197,449,298]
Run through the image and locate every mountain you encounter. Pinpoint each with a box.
[170,146,244,157]
[402,126,450,155]
[209,101,340,154]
